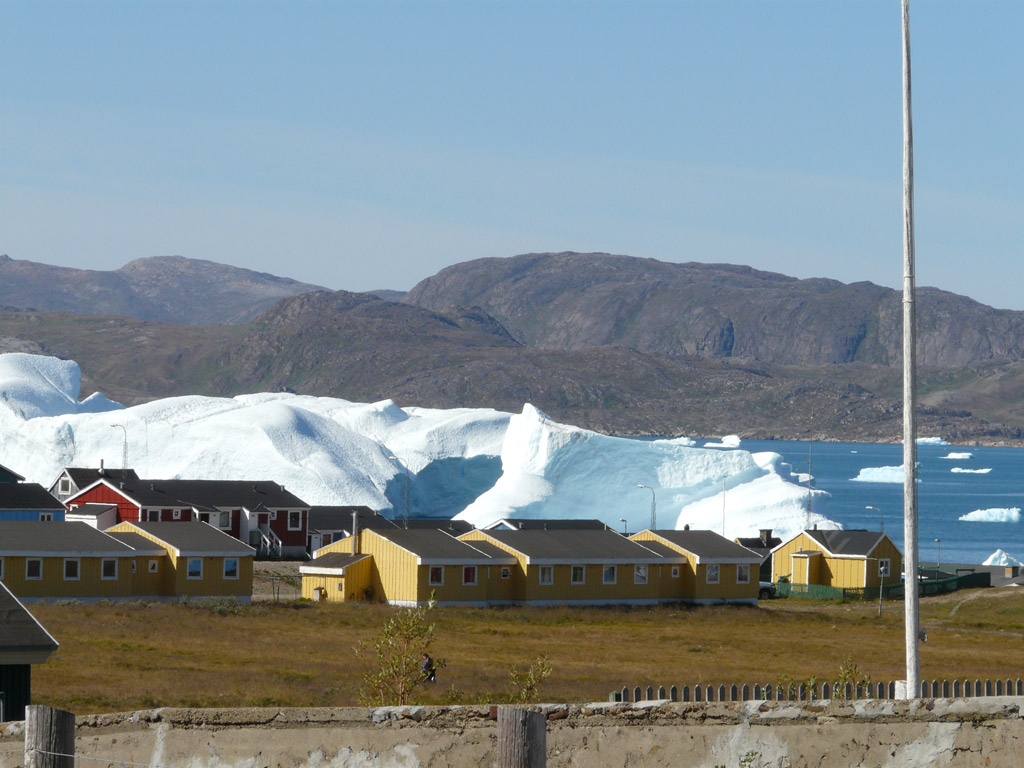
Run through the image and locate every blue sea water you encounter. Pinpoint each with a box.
[700,439,1024,567]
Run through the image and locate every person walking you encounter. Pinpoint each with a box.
[421,653,436,683]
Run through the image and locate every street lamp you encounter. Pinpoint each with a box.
[866,505,883,532]
[934,538,941,572]
[110,424,127,470]
[637,484,657,530]
[618,518,627,535]
[388,455,410,528]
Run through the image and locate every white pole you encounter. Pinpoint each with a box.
[901,0,920,699]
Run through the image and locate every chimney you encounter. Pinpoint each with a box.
[150,483,155,491]
[351,510,359,555]
[684,524,690,531]
[760,529,773,546]
[99,459,106,476]
[813,523,818,530]
[517,521,524,530]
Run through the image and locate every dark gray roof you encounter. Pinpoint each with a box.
[0,462,25,483]
[371,528,514,563]
[66,503,117,517]
[309,506,385,532]
[486,518,611,531]
[123,521,256,556]
[0,581,58,663]
[630,539,683,560]
[474,529,672,563]
[804,529,886,557]
[105,531,166,554]
[0,482,66,511]
[0,521,134,555]
[394,519,474,533]
[644,530,762,562]
[63,467,140,487]
[304,552,372,570]
[78,478,308,509]
[734,535,783,563]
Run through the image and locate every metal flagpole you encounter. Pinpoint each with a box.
[901,0,920,699]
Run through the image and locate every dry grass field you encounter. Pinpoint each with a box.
[26,586,1024,715]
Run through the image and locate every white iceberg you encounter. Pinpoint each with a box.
[959,508,1021,523]
[0,353,837,537]
[983,549,1023,567]
[851,465,904,483]
[950,467,991,474]
[917,437,950,445]
[941,452,973,460]
[703,435,742,449]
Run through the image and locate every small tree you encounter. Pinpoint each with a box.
[356,597,445,706]
[505,655,553,704]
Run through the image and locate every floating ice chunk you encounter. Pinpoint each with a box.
[950,467,991,474]
[983,549,1023,567]
[704,435,741,449]
[851,466,904,483]
[941,452,973,460]
[959,508,1020,523]
[917,437,950,445]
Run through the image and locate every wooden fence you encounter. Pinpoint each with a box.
[612,677,1024,703]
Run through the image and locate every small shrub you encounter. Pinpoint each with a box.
[505,656,553,704]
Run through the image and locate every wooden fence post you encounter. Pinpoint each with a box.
[25,705,75,768]
[497,706,546,768]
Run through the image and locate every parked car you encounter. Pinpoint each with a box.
[758,581,777,600]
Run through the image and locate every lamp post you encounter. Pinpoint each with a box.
[388,455,410,528]
[618,518,628,535]
[110,424,127,470]
[934,538,941,572]
[866,505,883,532]
[637,484,656,530]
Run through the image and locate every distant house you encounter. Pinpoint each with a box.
[48,463,140,503]
[0,483,66,522]
[302,527,516,606]
[460,527,680,606]
[0,580,59,721]
[65,503,118,529]
[0,462,25,484]
[630,529,762,605]
[734,528,783,582]
[771,529,903,592]
[483,518,612,531]
[306,507,474,554]
[65,478,310,558]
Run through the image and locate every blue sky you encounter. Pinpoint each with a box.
[3,1,1023,309]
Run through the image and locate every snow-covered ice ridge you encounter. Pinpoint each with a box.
[0,353,835,538]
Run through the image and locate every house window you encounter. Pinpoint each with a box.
[148,559,159,573]
[737,564,751,584]
[706,564,721,584]
[131,560,137,574]
[671,566,681,578]
[269,511,278,520]
[288,510,302,530]
[634,564,648,585]
[571,565,585,585]
[463,566,477,585]
[59,478,71,494]
[539,565,554,585]
[39,512,54,522]
[172,509,181,520]
[603,565,617,585]
[26,559,42,580]
[64,558,80,581]
[198,512,211,524]
[224,558,240,579]
[148,509,160,522]
[0,557,4,579]
[219,512,231,529]
[500,567,511,579]
[101,559,118,580]
[429,566,444,586]
[878,559,891,578]
[187,558,203,579]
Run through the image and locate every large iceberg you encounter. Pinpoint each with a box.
[0,353,834,538]
[959,508,1020,523]
[983,549,1023,567]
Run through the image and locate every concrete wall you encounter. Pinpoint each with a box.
[3,699,1023,767]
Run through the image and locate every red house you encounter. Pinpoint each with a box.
[65,477,310,559]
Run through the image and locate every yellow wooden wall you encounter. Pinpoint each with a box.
[772,533,820,583]
[0,554,137,599]
[772,532,903,589]
[691,563,759,602]
[302,557,374,602]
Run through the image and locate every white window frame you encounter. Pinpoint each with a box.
[879,558,891,578]
[429,566,444,586]
[538,565,554,585]
[223,558,240,580]
[603,565,617,585]
[634,564,648,585]
[59,477,71,494]
[706,564,721,584]
[26,558,42,580]
[737,563,751,584]
[269,510,278,520]
[219,511,231,529]
[148,559,159,573]
[570,565,585,585]
[463,565,477,586]
[288,510,302,530]
[101,558,118,580]
[671,566,681,578]
[187,558,203,580]
[147,509,160,522]
[172,509,181,520]
[39,512,54,522]
[500,566,511,579]
[64,558,81,581]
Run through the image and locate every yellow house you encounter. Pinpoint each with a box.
[630,529,762,605]
[771,529,903,591]
[460,528,682,606]
[0,521,141,601]
[107,521,255,601]
[303,527,517,606]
